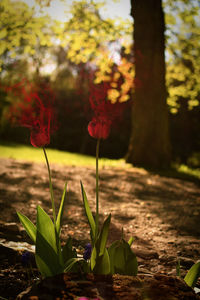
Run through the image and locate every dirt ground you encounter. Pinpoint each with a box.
[0,157,200,299]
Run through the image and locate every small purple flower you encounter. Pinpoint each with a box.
[21,251,31,266]
[83,243,92,260]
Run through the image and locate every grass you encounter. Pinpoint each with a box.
[174,164,200,181]
[0,142,129,168]
[149,163,200,182]
[0,142,199,181]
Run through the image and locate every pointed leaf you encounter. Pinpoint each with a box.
[99,214,111,256]
[36,229,62,277]
[184,261,200,288]
[94,248,110,275]
[128,236,134,247]
[123,241,138,276]
[108,239,138,276]
[36,205,57,253]
[35,253,53,278]
[108,240,120,275]
[64,257,84,272]
[114,241,126,272]
[17,212,36,244]
[98,248,110,275]
[90,215,111,274]
[56,182,67,236]
[62,237,77,264]
[91,245,97,271]
[80,181,96,241]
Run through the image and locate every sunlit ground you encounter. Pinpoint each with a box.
[0,143,199,180]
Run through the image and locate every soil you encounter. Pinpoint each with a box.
[0,157,200,299]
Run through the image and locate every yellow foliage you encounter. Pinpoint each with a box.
[0,28,7,39]
[0,0,53,71]
[24,45,31,54]
[119,94,130,102]
[188,99,199,108]
[10,52,17,58]
[110,82,117,88]
[60,0,133,104]
[107,89,120,103]
[0,42,7,55]
[113,72,121,81]
[170,108,178,114]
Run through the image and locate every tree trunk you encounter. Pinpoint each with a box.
[126,0,171,169]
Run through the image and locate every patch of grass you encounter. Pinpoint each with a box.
[0,142,129,168]
[0,142,199,182]
[153,163,200,183]
[175,164,200,180]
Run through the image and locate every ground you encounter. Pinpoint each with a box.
[0,158,200,299]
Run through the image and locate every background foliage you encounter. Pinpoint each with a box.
[0,0,200,166]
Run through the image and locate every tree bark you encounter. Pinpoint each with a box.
[126,0,171,169]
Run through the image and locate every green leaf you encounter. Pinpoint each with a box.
[122,240,138,276]
[62,237,77,264]
[91,245,97,271]
[95,248,110,275]
[90,214,111,274]
[99,214,111,256]
[64,257,84,272]
[176,259,181,277]
[113,241,126,272]
[184,261,200,288]
[108,239,138,276]
[92,247,110,275]
[108,240,120,275]
[35,252,53,278]
[56,182,67,236]
[128,236,134,247]
[80,181,96,242]
[17,212,36,244]
[36,205,57,253]
[35,229,62,277]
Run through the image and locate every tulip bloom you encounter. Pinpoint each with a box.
[88,116,111,140]
[20,96,53,148]
[5,80,56,148]
[30,124,50,148]
[88,81,125,140]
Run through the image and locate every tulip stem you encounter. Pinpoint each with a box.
[95,139,100,237]
[43,147,56,224]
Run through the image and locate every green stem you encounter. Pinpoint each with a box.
[95,139,100,237]
[43,147,56,224]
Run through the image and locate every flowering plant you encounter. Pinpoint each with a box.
[8,79,138,278]
[9,81,78,277]
[81,81,138,275]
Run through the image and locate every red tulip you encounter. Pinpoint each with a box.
[5,80,56,148]
[30,128,50,147]
[19,92,53,148]
[88,116,111,140]
[88,81,125,140]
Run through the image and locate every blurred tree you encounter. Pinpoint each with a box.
[56,0,134,103]
[0,0,53,73]
[0,0,57,133]
[1,0,199,163]
[164,0,200,113]
[126,0,171,168]
[163,0,200,161]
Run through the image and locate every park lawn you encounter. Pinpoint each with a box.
[0,142,199,180]
[0,142,129,168]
